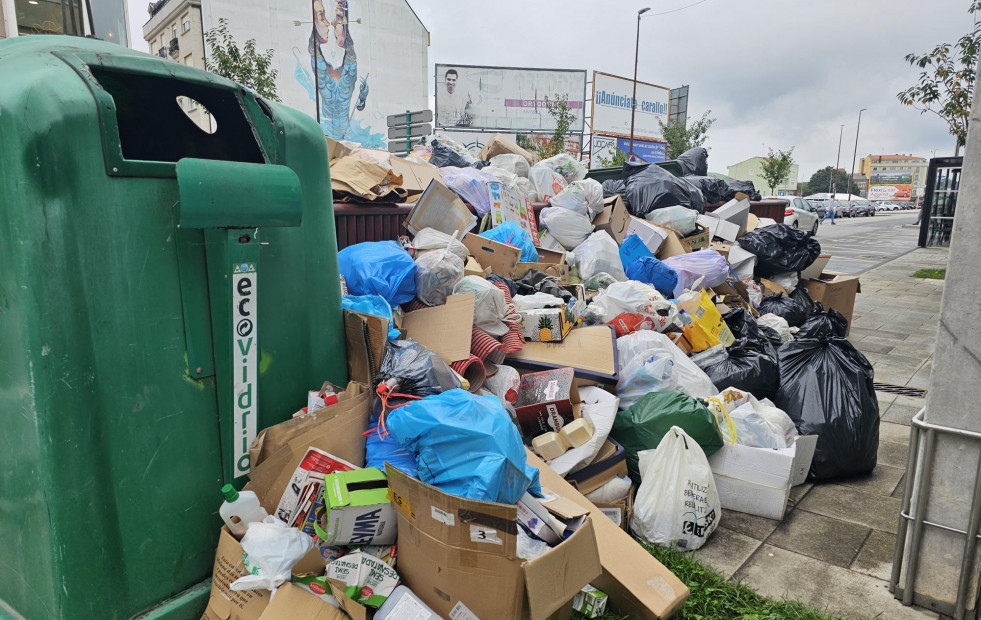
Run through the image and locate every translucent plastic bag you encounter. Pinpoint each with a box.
[579,178,605,218]
[631,426,720,551]
[615,348,678,411]
[431,134,476,167]
[415,249,464,306]
[573,231,624,281]
[387,389,540,503]
[540,207,594,251]
[528,165,567,202]
[645,206,699,236]
[584,281,680,333]
[730,396,797,449]
[549,183,590,216]
[662,250,731,297]
[617,331,717,408]
[454,276,509,336]
[539,153,586,183]
[412,227,469,261]
[480,222,539,263]
[484,364,520,404]
[490,154,530,178]
[338,241,416,306]
[230,518,313,593]
[440,167,495,215]
[758,313,794,343]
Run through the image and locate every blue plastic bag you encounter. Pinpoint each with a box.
[619,234,654,268]
[625,256,679,299]
[480,222,540,263]
[387,389,541,504]
[366,414,419,478]
[338,241,416,306]
[342,295,400,340]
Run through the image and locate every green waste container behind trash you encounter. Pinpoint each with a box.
[0,36,346,620]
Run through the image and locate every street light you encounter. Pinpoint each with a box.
[830,124,844,196]
[628,7,651,159]
[848,108,867,200]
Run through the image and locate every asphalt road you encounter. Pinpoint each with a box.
[810,211,921,275]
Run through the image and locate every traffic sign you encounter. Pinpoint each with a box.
[386,109,433,127]
[388,138,423,154]
[388,123,432,139]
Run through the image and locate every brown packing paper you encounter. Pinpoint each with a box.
[200,527,271,620]
[330,157,405,201]
[257,583,346,620]
[389,156,441,196]
[478,133,541,164]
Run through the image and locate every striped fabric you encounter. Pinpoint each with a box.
[402,298,428,313]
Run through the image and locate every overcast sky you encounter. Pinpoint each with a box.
[127,0,974,182]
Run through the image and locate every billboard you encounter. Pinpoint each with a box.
[435,64,587,132]
[669,85,689,125]
[438,130,582,159]
[200,0,429,149]
[589,134,666,169]
[869,168,914,201]
[590,71,670,140]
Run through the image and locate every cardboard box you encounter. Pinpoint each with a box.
[462,232,521,277]
[258,583,346,620]
[800,254,832,280]
[401,293,475,364]
[592,195,631,243]
[343,310,389,385]
[708,436,819,520]
[519,307,574,343]
[678,223,710,252]
[536,247,566,264]
[507,325,619,385]
[404,179,477,237]
[385,465,602,620]
[201,527,272,620]
[709,196,750,234]
[592,486,634,533]
[565,439,628,496]
[515,367,580,437]
[654,228,689,260]
[624,216,669,254]
[318,468,397,546]
[463,256,491,278]
[803,273,861,334]
[697,213,741,243]
[528,452,690,619]
[275,447,358,528]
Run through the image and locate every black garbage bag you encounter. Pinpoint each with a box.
[775,334,879,480]
[374,338,461,404]
[727,180,762,201]
[723,308,779,359]
[677,146,709,176]
[796,303,849,339]
[429,140,472,168]
[514,269,571,301]
[790,281,815,312]
[602,179,625,197]
[692,345,780,400]
[683,175,732,204]
[758,293,810,328]
[623,161,705,216]
[737,224,821,276]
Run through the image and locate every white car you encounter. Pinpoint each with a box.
[781,197,820,233]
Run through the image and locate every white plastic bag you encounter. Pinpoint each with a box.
[730,397,798,449]
[617,331,717,403]
[585,475,633,503]
[769,270,800,292]
[230,518,313,593]
[412,228,469,261]
[540,207,594,251]
[644,205,699,236]
[743,278,764,308]
[454,276,508,336]
[631,426,720,551]
[440,167,495,215]
[514,176,533,201]
[584,281,680,331]
[528,165,567,202]
[415,249,464,307]
[539,153,586,183]
[549,183,590,216]
[758,313,793,343]
[512,292,564,312]
[490,154,530,178]
[615,349,678,411]
[484,364,520,404]
[573,231,624,280]
[579,179,605,219]
[662,250,731,297]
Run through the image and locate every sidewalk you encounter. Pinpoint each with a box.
[692,246,950,620]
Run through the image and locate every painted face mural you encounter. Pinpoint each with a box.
[294,0,384,147]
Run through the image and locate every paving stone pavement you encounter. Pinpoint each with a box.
[692,245,950,619]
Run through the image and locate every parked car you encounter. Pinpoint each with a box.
[781,196,820,233]
[848,201,875,217]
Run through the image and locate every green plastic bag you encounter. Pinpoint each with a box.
[611,390,724,484]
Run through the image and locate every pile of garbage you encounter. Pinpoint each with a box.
[200,142,875,620]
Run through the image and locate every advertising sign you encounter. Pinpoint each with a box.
[435,63,587,132]
[591,71,670,140]
[231,262,258,478]
[438,130,582,159]
[869,169,914,201]
[589,134,666,169]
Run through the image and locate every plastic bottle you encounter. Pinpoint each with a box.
[219,484,268,538]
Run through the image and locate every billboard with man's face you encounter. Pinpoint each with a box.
[435,63,587,132]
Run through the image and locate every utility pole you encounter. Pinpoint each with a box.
[830,124,844,196]
[849,108,867,200]
[628,7,650,159]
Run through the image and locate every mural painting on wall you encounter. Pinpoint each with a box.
[294,0,385,147]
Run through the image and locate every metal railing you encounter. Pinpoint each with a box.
[891,408,981,619]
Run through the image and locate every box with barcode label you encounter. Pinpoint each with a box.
[572,584,609,618]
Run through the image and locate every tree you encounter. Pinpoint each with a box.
[656,110,716,160]
[759,148,795,196]
[897,1,980,152]
[806,166,851,195]
[204,18,280,101]
[596,145,629,168]
[516,94,576,159]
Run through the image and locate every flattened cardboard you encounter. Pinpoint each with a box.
[258,583,346,620]
[326,137,353,163]
[800,255,832,280]
[390,156,441,196]
[343,310,389,385]
[463,256,491,278]
[536,247,566,264]
[528,452,690,620]
[654,228,689,260]
[385,465,601,620]
[462,233,520,277]
[593,487,634,532]
[401,293,475,364]
[201,527,271,620]
[803,273,861,334]
[507,325,619,385]
[592,195,631,243]
[404,180,477,237]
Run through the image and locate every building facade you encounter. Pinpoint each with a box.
[727,156,800,196]
[143,0,209,130]
[859,154,928,202]
[1,0,127,43]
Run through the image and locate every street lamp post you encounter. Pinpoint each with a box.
[628,7,650,159]
[830,124,844,195]
[848,108,867,200]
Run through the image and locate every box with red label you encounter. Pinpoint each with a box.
[514,367,581,439]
